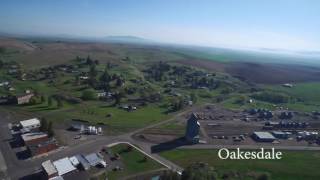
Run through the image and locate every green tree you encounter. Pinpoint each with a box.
[57,98,63,108]
[48,96,53,106]
[81,90,97,100]
[41,95,46,103]
[181,163,217,180]
[47,121,54,137]
[114,91,125,105]
[0,59,4,69]
[40,118,48,132]
[190,92,197,103]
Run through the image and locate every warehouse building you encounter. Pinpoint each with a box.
[252,131,276,142]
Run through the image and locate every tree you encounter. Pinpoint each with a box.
[0,59,4,69]
[114,91,125,105]
[48,96,53,106]
[41,95,46,103]
[57,98,63,108]
[181,163,217,180]
[81,90,97,100]
[86,55,93,65]
[47,121,54,137]
[75,75,80,85]
[100,69,111,83]
[161,171,181,180]
[190,92,197,103]
[40,118,48,132]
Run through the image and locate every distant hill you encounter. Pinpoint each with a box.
[102,36,153,44]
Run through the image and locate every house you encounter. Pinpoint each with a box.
[282,83,293,88]
[97,91,107,98]
[42,160,58,179]
[185,113,201,143]
[20,118,41,131]
[15,93,34,105]
[53,158,77,176]
[79,76,89,80]
[252,132,276,142]
[0,81,9,87]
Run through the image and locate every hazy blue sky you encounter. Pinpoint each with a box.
[0,0,319,51]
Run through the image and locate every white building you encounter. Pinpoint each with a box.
[20,118,41,131]
[53,157,77,176]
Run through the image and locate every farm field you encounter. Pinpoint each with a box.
[160,149,320,180]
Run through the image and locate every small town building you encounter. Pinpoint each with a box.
[272,131,289,139]
[97,91,107,98]
[252,132,276,142]
[42,160,58,179]
[53,158,77,176]
[69,156,80,167]
[15,93,34,105]
[21,132,48,145]
[85,153,106,167]
[75,155,91,170]
[28,139,58,156]
[185,113,201,143]
[20,118,41,131]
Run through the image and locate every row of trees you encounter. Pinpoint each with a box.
[39,118,54,137]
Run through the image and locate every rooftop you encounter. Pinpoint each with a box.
[253,131,276,139]
[20,118,40,128]
[85,153,103,166]
[53,157,76,176]
[69,156,80,166]
[42,160,57,176]
[21,132,47,142]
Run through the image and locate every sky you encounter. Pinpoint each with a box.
[0,0,320,51]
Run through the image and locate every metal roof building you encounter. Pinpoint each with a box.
[69,156,80,166]
[21,132,48,142]
[20,118,40,130]
[252,131,276,142]
[75,155,90,170]
[42,160,58,178]
[85,153,103,166]
[53,158,76,176]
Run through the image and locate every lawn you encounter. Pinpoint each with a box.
[8,101,171,134]
[102,144,164,180]
[160,149,320,180]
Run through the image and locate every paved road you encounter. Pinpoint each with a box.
[0,107,188,180]
[2,104,320,180]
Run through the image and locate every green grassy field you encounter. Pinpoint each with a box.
[101,144,164,180]
[160,149,320,180]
